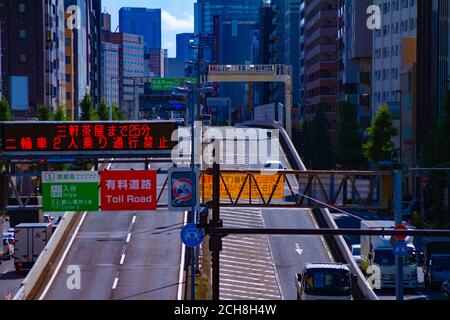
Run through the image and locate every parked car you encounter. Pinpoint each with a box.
[442,278,450,300]
[351,244,362,267]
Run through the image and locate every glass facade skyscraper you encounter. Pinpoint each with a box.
[119,8,162,53]
[195,0,264,34]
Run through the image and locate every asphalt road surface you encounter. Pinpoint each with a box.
[262,208,334,300]
[39,161,184,300]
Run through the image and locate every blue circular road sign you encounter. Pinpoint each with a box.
[180,223,205,248]
[393,241,408,258]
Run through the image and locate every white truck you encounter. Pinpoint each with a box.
[360,220,418,289]
[295,263,356,300]
[14,223,52,274]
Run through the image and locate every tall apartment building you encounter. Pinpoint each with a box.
[372,0,417,115]
[65,12,76,120]
[303,0,338,138]
[417,0,450,158]
[0,0,65,118]
[337,0,373,130]
[119,8,162,53]
[103,32,145,118]
[64,0,102,118]
[89,0,102,106]
[101,42,120,109]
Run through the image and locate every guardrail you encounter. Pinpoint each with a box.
[13,211,79,300]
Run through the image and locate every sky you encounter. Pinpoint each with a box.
[102,0,196,57]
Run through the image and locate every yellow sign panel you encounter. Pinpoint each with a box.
[200,174,285,200]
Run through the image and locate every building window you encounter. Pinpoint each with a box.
[18,29,26,39]
[18,3,26,13]
[19,54,27,64]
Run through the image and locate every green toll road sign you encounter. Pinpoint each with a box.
[151,78,197,91]
[42,171,99,212]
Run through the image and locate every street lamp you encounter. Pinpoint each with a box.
[173,84,213,301]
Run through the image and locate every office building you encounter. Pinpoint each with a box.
[104,32,145,118]
[65,12,76,120]
[372,0,417,116]
[177,33,195,61]
[195,0,264,34]
[90,0,102,105]
[145,48,166,77]
[101,42,120,109]
[166,58,186,78]
[417,0,450,157]
[119,8,162,53]
[337,0,373,130]
[303,0,338,138]
[0,0,65,118]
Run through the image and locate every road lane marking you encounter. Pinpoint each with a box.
[177,211,188,300]
[39,211,88,300]
[119,254,126,265]
[295,243,303,256]
[220,268,277,278]
[131,216,137,225]
[112,277,119,290]
[126,233,131,244]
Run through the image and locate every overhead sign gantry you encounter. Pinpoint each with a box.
[0,121,178,159]
[205,64,293,137]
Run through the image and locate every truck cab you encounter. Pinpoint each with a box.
[360,221,418,289]
[423,239,450,289]
[296,263,355,300]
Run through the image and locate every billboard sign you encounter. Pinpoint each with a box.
[42,171,99,212]
[0,122,178,156]
[101,170,157,211]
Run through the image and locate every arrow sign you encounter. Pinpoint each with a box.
[295,243,303,256]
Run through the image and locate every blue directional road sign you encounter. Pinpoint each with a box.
[181,223,205,248]
[392,240,408,258]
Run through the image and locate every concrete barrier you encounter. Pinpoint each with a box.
[13,211,79,300]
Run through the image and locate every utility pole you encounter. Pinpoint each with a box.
[394,168,404,301]
[211,162,222,300]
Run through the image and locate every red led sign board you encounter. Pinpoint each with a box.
[0,122,178,155]
[101,170,157,211]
